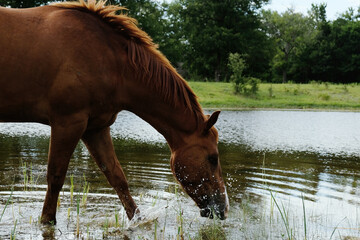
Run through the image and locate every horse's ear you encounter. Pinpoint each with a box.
[204,111,221,133]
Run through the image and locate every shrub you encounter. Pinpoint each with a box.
[228,53,247,94]
[228,53,260,95]
[319,94,331,101]
[268,85,274,98]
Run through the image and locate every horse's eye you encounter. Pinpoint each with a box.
[207,154,218,165]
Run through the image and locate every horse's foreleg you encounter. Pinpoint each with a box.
[41,116,87,224]
[82,127,138,220]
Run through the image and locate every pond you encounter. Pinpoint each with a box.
[0,110,359,239]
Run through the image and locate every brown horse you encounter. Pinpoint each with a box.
[0,0,229,223]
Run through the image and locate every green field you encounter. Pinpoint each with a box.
[189,82,360,110]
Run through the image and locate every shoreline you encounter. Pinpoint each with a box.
[189,82,360,112]
[202,107,360,112]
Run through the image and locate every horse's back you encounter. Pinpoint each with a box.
[0,6,123,124]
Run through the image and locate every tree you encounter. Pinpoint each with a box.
[159,1,187,67]
[177,0,270,81]
[262,9,315,83]
[308,3,327,27]
[300,6,360,83]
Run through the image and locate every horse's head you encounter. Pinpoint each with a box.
[170,111,229,220]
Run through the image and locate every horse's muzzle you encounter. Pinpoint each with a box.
[200,207,227,220]
[200,191,229,220]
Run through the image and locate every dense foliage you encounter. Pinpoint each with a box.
[174,0,270,82]
[265,4,360,83]
[1,0,359,83]
[301,9,360,83]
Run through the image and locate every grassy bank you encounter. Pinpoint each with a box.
[188,82,360,110]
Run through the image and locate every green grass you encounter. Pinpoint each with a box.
[188,82,360,110]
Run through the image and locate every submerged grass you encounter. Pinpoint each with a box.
[193,218,226,240]
[189,82,360,110]
[234,191,360,240]
[2,182,359,240]
[81,174,90,208]
[20,159,40,192]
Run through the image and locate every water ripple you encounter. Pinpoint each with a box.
[1,110,359,157]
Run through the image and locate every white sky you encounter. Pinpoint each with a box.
[263,0,360,19]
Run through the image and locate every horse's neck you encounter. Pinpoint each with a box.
[120,80,200,151]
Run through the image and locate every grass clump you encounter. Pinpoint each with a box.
[194,220,226,240]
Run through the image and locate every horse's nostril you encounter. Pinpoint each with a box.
[218,211,226,220]
[209,210,214,219]
[200,208,210,217]
[198,190,229,220]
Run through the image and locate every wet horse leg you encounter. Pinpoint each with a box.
[41,116,87,224]
[82,127,138,220]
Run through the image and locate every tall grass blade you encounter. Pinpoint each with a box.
[154,219,158,240]
[81,174,90,207]
[22,162,28,191]
[76,194,80,237]
[302,194,307,240]
[70,174,74,206]
[115,210,119,228]
[0,188,13,222]
[270,190,291,240]
[10,219,17,240]
[330,217,346,240]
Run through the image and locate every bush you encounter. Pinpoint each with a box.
[228,53,247,93]
[228,53,260,95]
[247,77,260,94]
[319,94,330,101]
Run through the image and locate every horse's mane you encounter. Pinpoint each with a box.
[53,0,204,122]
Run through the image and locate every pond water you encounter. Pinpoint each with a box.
[0,110,359,239]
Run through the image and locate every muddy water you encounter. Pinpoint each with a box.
[0,110,359,239]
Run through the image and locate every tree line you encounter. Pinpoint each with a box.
[1,0,359,83]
